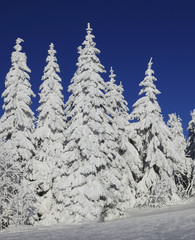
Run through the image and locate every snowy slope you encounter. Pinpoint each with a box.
[0,199,195,240]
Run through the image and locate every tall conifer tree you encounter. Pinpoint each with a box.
[0,38,35,178]
[186,109,195,195]
[56,24,129,223]
[33,43,65,224]
[167,113,186,158]
[105,67,142,188]
[187,109,195,160]
[0,38,36,226]
[168,113,192,194]
[130,58,187,207]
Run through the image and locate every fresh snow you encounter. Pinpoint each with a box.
[33,43,66,224]
[0,23,194,230]
[187,109,195,160]
[130,58,189,206]
[60,23,135,222]
[0,38,36,227]
[0,199,195,240]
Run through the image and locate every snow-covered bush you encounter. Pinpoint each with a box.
[0,142,36,229]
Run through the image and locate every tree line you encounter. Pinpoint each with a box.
[0,23,195,228]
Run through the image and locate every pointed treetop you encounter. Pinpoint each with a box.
[86,22,92,35]
[119,81,123,88]
[14,38,24,52]
[145,57,154,77]
[49,43,54,50]
[110,66,114,75]
[109,66,116,83]
[118,81,124,94]
[16,38,24,45]
[48,42,56,57]
[148,57,153,69]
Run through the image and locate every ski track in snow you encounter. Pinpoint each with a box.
[0,200,195,240]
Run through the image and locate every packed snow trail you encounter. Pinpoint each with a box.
[0,200,195,240]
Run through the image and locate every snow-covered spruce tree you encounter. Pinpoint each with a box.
[130,58,188,207]
[167,113,186,157]
[56,23,130,223]
[33,43,66,224]
[187,109,195,160]
[105,67,143,189]
[167,113,192,194]
[186,109,195,195]
[0,38,36,227]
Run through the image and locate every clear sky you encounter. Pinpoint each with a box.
[0,0,194,136]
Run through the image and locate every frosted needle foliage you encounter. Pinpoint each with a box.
[105,67,142,195]
[130,58,188,207]
[0,38,36,227]
[187,109,195,160]
[58,23,130,223]
[0,27,194,228]
[33,43,65,224]
[0,37,35,177]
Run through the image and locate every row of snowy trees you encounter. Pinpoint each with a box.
[0,24,195,228]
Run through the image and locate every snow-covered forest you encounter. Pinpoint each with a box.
[0,23,195,229]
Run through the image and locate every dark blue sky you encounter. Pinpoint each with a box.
[0,0,194,136]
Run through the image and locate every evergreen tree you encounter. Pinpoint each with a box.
[130,58,187,207]
[167,113,192,194]
[187,109,195,160]
[57,23,129,223]
[186,109,195,195]
[0,38,36,226]
[0,38,35,178]
[33,43,66,224]
[105,67,142,187]
[167,113,186,157]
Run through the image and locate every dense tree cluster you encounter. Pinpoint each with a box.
[0,24,194,228]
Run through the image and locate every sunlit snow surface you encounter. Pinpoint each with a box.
[0,199,195,240]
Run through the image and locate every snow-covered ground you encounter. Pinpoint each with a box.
[1,198,195,240]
